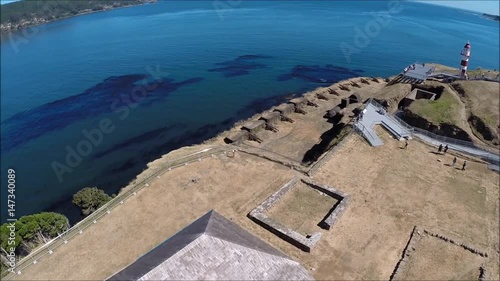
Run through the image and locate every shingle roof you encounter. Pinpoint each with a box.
[107,210,314,281]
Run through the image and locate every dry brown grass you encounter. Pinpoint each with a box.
[15,128,498,281]
[311,130,499,280]
[453,80,500,128]
[397,235,485,280]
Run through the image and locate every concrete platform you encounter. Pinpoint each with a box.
[354,99,413,147]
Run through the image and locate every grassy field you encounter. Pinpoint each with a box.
[430,64,499,80]
[266,181,337,236]
[408,90,461,125]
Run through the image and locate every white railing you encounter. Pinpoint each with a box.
[366,99,498,159]
[1,145,230,280]
[412,127,499,156]
[368,99,414,134]
[354,121,377,144]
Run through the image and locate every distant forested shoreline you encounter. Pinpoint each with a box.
[1,0,157,34]
[483,13,500,22]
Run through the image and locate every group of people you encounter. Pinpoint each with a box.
[437,144,448,154]
[451,156,467,171]
[438,144,466,170]
[403,64,417,74]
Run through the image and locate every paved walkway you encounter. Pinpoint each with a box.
[413,132,500,169]
[354,99,500,171]
[354,101,413,147]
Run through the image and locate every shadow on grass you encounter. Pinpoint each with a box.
[301,122,351,165]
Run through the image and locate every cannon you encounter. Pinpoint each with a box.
[280,115,294,123]
[295,107,307,115]
[350,81,361,88]
[306,99,319,108]
[265,123,279,132]
[317,93,329,100]
[339,84,350,91]
[248,133,263,143]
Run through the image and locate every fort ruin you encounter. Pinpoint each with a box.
[7,73,499,281]
[248,178,350,252]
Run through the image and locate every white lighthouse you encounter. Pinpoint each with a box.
[459,41,471,79]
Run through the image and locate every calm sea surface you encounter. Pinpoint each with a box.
[1,1,499,223]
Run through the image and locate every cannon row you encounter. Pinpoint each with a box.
[224,96,328,144]
[224,80,370,144]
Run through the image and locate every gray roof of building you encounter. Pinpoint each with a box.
[107,210,314,281]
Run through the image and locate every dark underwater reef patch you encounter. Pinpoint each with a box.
[277,64,362,83]
[1,74,203,152]
[208,54,273,77]
[45,89,298,222]
[93,123,185,159]
[236,92,296,117]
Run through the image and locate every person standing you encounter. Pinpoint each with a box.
[438,144,443,153]
[404,141,409,149]
[443,145,449,154]
[452,157,457,166]
[462,161,467,171]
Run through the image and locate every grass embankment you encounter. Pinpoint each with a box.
[408,91,461,126]
[429,64,499,80]
[452,81,499,128]
[451,80,499,144]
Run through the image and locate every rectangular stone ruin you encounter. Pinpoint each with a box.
[248,177,350,252]
[224,130,249,144]
[241,120,266,134]
[390,226,488,281]
[260,111,281,125]
[273,103,295,116]
[413,88,437,100]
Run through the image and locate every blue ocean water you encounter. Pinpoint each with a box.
[1,1,499,223]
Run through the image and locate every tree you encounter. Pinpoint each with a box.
[0,212,69,267]
[72,187,112,216]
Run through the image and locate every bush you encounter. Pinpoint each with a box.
[72,187,112,216]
